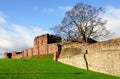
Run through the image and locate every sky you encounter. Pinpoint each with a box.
[0,0,120,57]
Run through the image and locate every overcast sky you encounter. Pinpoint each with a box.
[0,0,120,57]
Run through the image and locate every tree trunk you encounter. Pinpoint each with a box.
[83,35,87,43]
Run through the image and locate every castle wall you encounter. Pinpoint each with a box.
[34,43,59,55]
[4,53,9,58]
[38,45,47,54]
[48,44,58,54]
[58,39,120,77]
[34,34,61,47]
[4,53,12,58]
[27,48,33,57]
[34,34,48,47]
[23,49,28,57]
[11,52,23,58]
[4,34,62,59]
[33,34,61,55]
[33,47,39,55]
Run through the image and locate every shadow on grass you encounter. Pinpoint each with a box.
[0,72,82,75]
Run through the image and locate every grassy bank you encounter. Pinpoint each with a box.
[0,55,119,79]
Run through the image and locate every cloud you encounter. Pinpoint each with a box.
[103,6,120,38]
[0,12,7,25]
[58,6,72,11]
[43,8,55,13]
[0,12,48,58]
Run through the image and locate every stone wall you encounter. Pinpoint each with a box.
[4,34,61,58]
[4,52,23,58]
[58,38,120,77]
[27,48,33,57]
[34,34,48,47]
[12,52,23,58]
[34,34,61,47]
[22,49,28,57]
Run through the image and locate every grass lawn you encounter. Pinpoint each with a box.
[0,54,119,79]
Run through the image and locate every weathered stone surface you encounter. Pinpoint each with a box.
[28,48,33,56]
[23,50,28,57]
[58,38,120,77]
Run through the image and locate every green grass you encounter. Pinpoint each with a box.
[0,55,119,79]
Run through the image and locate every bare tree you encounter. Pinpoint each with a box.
[51,2,112,42]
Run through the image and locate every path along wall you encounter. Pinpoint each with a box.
[58,39,120,77]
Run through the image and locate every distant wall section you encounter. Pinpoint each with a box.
[4,34,62,58]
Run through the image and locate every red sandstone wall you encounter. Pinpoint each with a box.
[23,50,28,57]
[11,52,23,58]
[34,34,48,47]
[5,43,60,58]
[33,44,59,55]
[4,34,61,58]
[48,44,58,54]
[28,48,33,57]
[33,47,39,55]
[4,53,8,58]
[39,45,48,54]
